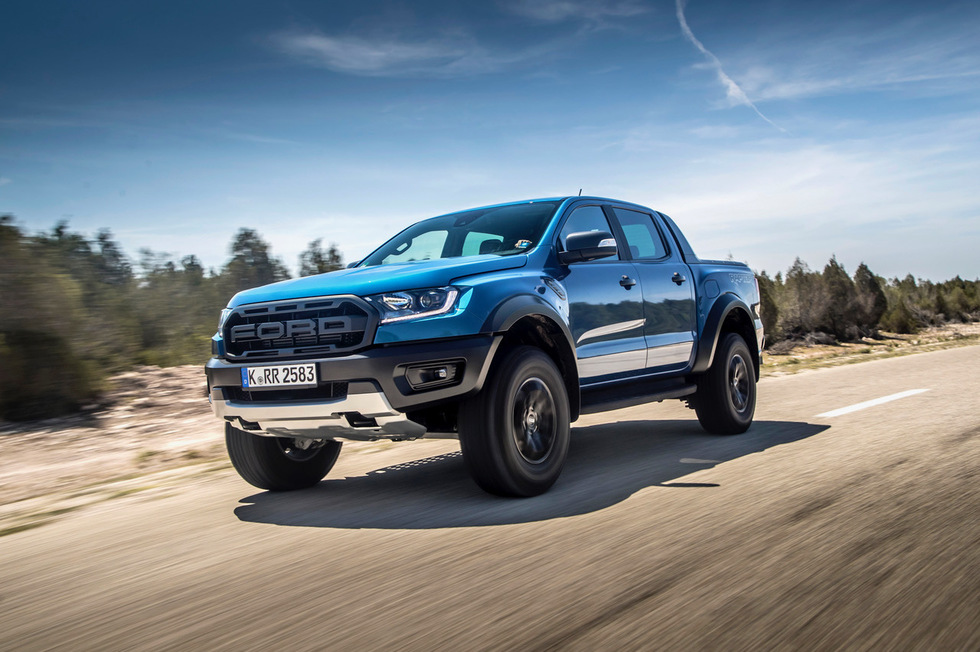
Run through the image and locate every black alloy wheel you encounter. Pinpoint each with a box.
[693,332,757,435]
[459,346,571,497]
[728,351,750,414]
[511,377,558,464]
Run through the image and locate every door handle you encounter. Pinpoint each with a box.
[672,272,687,285]
[620,275,637,289]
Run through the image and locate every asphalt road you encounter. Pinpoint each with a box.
[2,346,978,651]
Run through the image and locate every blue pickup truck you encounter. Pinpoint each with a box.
[206,197,763,497]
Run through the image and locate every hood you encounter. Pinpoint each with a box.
[228,254,528,307]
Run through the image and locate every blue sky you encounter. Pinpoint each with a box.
[2,0,978,280]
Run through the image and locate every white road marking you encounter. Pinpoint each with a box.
[817,389,931,418]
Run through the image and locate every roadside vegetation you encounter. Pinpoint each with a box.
[2,214,978,420]
[762,323,980,375]
[756,257,980,350]
[0,215,342,420]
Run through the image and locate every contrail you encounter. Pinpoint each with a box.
[675,0,784,132]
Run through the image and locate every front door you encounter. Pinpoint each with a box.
[557,205,646,382]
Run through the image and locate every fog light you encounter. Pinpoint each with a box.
[405,361,462,390]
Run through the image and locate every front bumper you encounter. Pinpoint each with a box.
[205,335,499,440]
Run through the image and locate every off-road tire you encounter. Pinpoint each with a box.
[693,332,756,435]
[225,423,342,491]
[459,346,571,497]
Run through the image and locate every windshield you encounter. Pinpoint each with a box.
[359,201,560,267]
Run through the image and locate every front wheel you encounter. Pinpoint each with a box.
[692,332,757,435]
[459,346,571,497]
[225,423,342,491]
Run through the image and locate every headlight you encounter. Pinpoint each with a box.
[217,308,232,331]
[366,287,459,323]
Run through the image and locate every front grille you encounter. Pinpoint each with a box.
[223,382,349,403]
[223,295,377,359]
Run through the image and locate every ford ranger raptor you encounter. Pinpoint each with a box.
[205,197,763,497]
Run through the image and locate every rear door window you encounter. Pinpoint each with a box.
[612,208,669,260]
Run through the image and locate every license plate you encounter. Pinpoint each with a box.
[241,364,317,389]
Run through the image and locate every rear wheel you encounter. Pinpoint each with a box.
[225,423,342,491]
[693,332,756,434]
[459,346,571,497]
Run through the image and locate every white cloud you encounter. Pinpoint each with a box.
[267,0,658,78]
[722,11,980,102]
[507,0,650,23]
[269,31,467,75]
[220,132,300,146]
[269,2,654,78]
[675,0,784,132]
[268,29,549,77]
[0,177,11,186]
[642,132,980,278]
[735,48,980,104]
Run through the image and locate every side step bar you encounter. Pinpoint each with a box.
[580,378,696,415]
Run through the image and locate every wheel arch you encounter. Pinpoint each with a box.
[693,294,760,379]
[485,298,581,421]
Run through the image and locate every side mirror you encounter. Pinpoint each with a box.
[346,260,361,269]
[559,231,618,264]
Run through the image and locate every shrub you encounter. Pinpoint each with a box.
[0,330,101,420]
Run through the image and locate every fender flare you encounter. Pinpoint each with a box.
[481,293,581,419]
[486,294,572,340]
[692,293,754,374]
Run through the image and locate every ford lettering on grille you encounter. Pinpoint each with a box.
[229,317,354,342]
[222,296,376,359]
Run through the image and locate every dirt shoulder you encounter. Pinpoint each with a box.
[0,366,223,534]
[762,322,980,376]
[2,324,978,534]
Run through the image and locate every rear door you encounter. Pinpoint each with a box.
[608,206,696,372]
[557,204,646,382]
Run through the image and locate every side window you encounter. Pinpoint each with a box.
[613,208,669,260]
[559,206,616,254]
[381,230,448,265]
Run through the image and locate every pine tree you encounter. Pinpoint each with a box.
[756,271,780,342]
[299,239,344,276]
[854,262,887,332]
[222,228,291,294]
[822,256,858,339]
